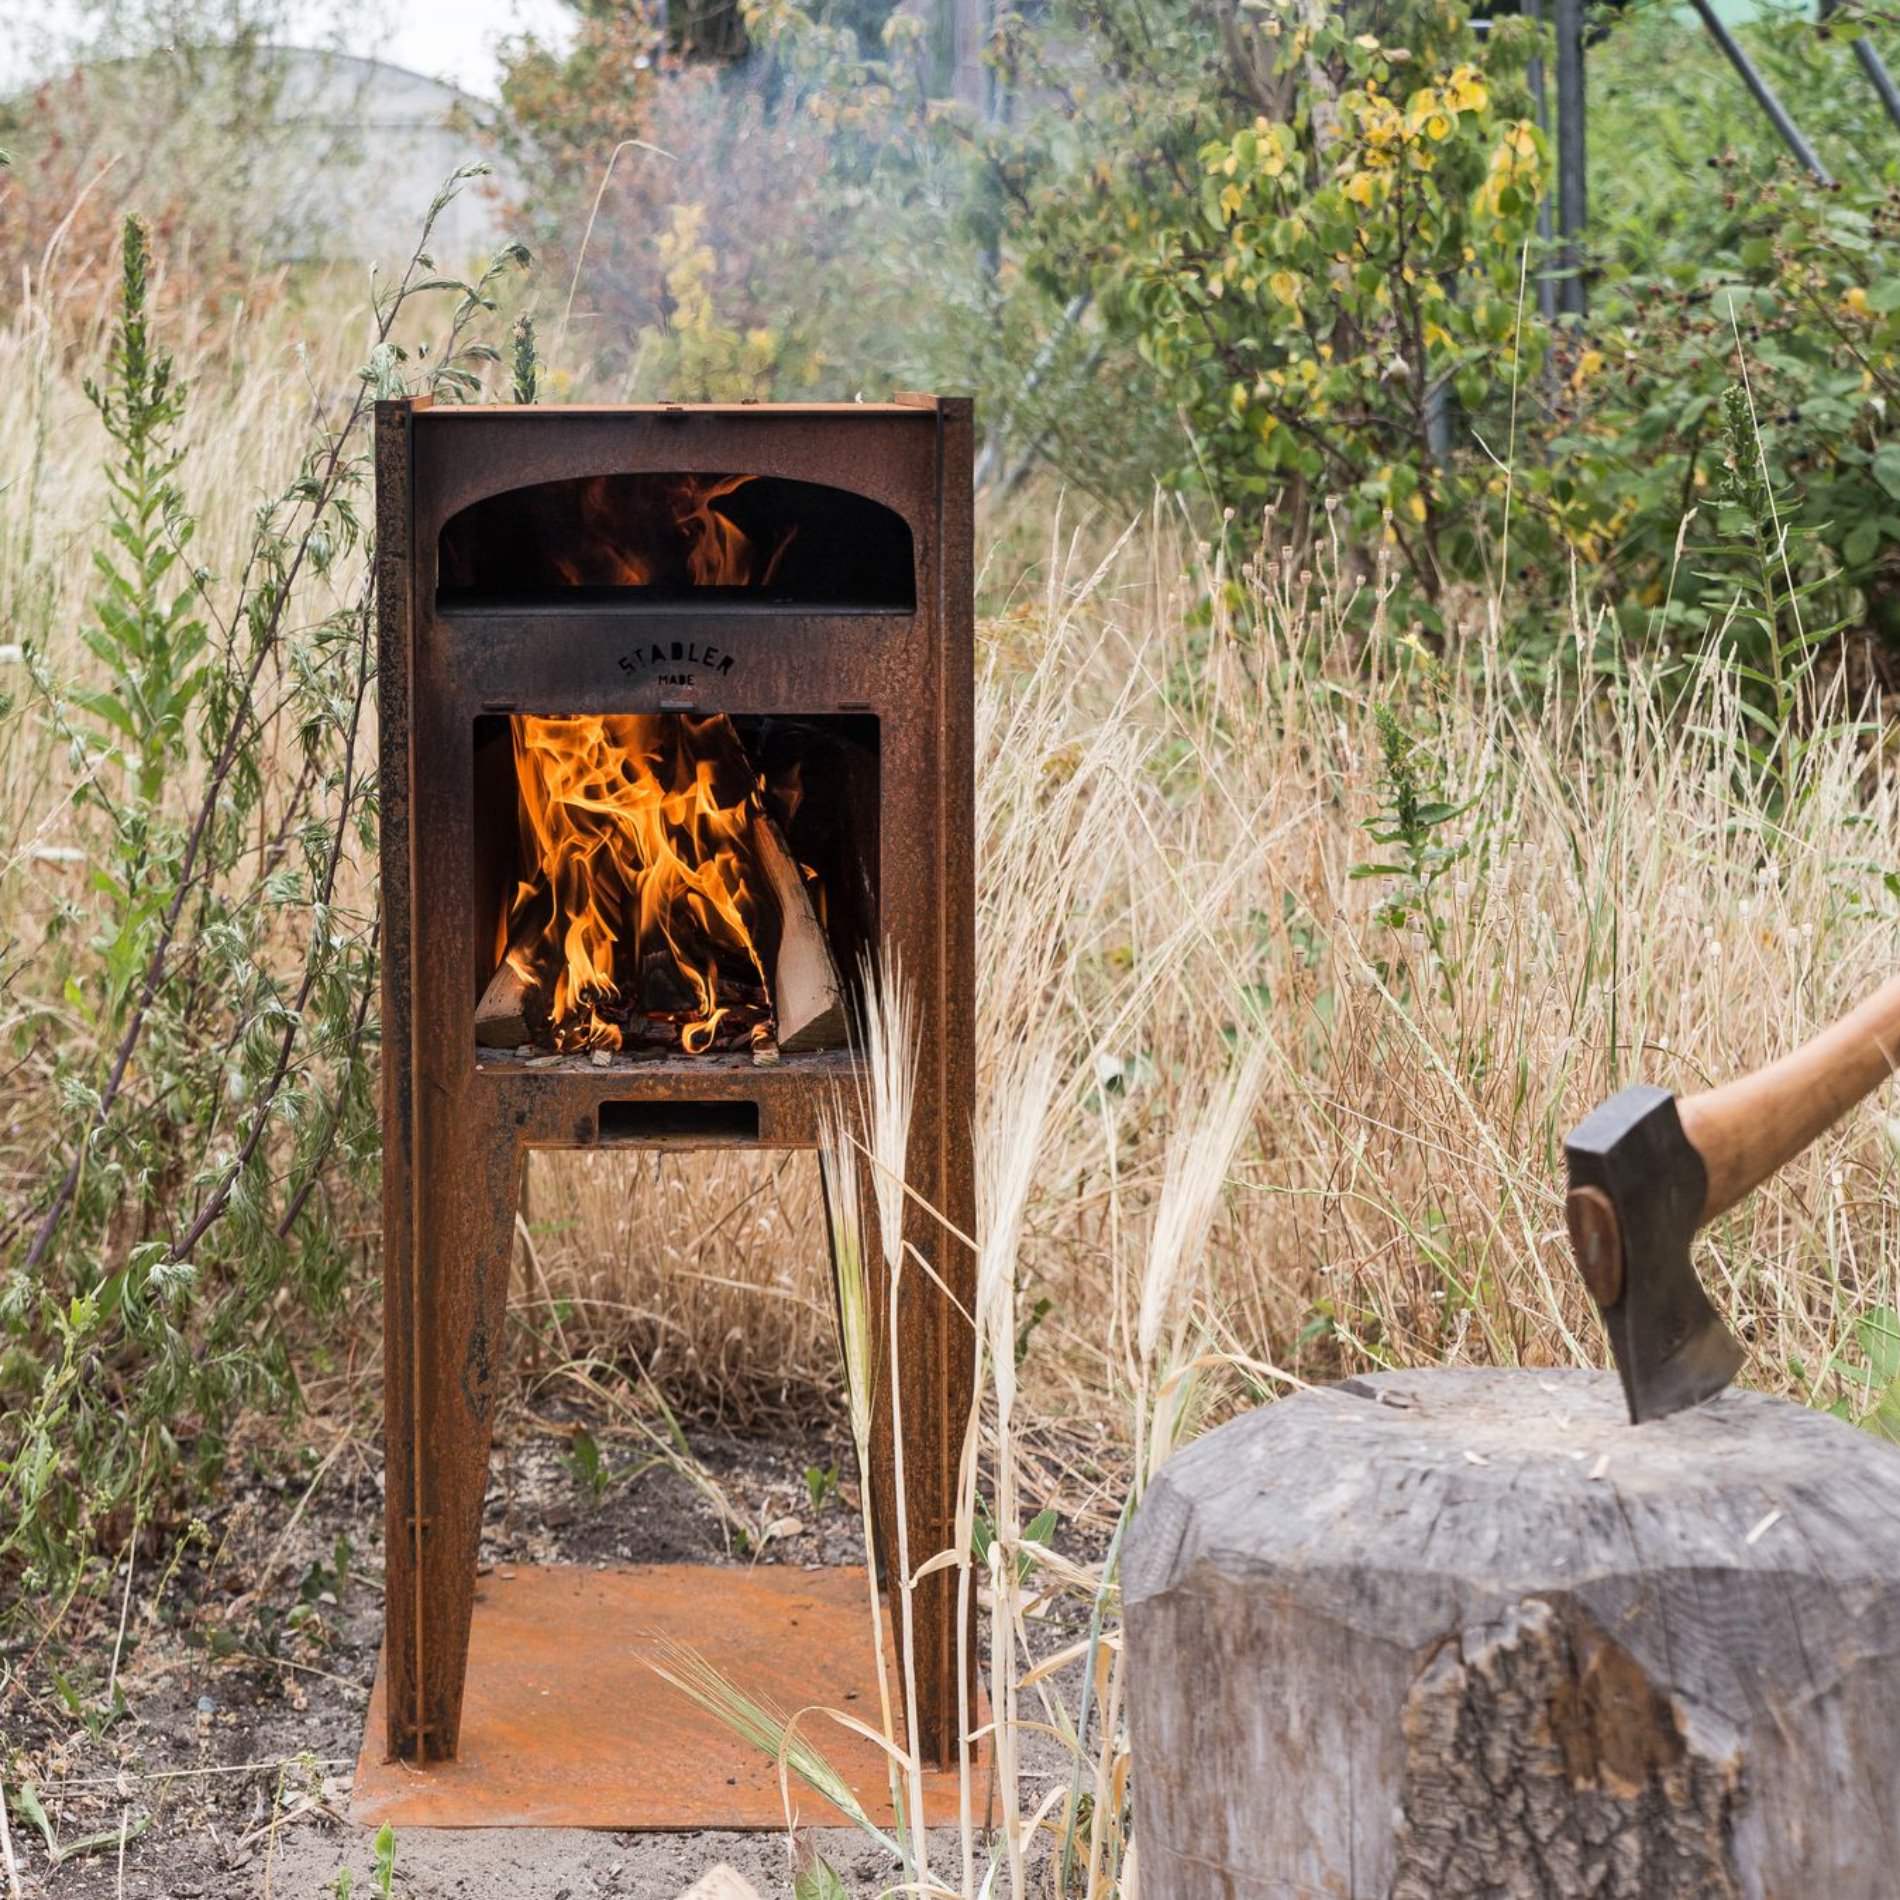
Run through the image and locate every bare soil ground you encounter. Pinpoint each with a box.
[4,1402,917,1899]
[8,1394,1109,1899]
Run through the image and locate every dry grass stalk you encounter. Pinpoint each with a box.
[816,1091,907,1865]
[1133,1043,1269,1489]
[973,1045,1061,1900]
[849,946,931,1887]
[0,1770,20,1900]
[641,1634,903,1856]
[979,1056,1062,1428]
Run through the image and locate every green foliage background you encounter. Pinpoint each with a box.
[493,0,1900,655]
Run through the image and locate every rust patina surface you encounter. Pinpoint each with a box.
[352,1565,982,1830]
[373,399,976,1780]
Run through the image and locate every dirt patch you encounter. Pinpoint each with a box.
[5,1400,887,1897]
[8,1396,1107,1898]
[268,1824,921,1899]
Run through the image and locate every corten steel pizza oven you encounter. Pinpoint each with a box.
[373,397,976,1770]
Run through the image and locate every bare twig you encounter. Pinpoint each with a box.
[556,138,674,372]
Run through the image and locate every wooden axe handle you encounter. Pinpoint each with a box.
[1678,972,1900,1225]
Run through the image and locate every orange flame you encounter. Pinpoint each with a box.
[549,474,795,590]
[506,715,776,1054]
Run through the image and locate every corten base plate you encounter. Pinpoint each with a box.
[352,1565,981,1831]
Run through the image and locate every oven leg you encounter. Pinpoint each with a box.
[383,1103,524,1762]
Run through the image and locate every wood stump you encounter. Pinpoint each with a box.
[1125,1367,1900,1899]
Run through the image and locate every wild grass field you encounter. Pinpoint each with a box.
[3,81,1899,1893]
[8,247,1894,1436]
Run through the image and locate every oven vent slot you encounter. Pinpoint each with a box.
[597,1099,760,1145]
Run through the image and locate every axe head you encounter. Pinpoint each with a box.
[1563,1084,1746,1425]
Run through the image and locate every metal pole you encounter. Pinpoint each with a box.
[1820,0,1900,135]
[974,290,1090,492]
[1689,0,1835,184]
[1526,0,1560,328]
[1554,0,1587,320]
[1850,36,1900,129]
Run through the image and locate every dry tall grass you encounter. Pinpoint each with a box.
[535,515,1899,1429]
[633,527,1898,1896]
[5,261,1897,1446]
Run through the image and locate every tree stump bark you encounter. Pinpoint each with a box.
[1125,1367,1900,1899]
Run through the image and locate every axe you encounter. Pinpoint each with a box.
[1564,973,1900,1424]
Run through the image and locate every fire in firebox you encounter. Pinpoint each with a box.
[475,713,845,1060]
[558,473,796,591]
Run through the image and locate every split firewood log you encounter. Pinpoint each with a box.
[750,811,846,1052]
[474,946,538,1048]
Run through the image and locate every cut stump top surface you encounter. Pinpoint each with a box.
[1128,1367,1900,1619]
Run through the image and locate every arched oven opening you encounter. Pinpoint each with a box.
[437,472,916,610]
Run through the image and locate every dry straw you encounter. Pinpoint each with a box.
[815,1088,910,1872]
[850,945,931,1886]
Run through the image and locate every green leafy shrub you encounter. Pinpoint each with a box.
[1535,165,1900,667]
[985,0,1899,664]
[1112,6,1547,602]
[486,0,1899,670]
[1,186,528,1593]
[1474,1,1897,676]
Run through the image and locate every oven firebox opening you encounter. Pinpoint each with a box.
[471,713,879,1062]
[438,472,916,610]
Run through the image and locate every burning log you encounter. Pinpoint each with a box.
[488,712,844,1057]
[638,947,702,1019]
[752,812,845,1052]
[474,947,538,1048]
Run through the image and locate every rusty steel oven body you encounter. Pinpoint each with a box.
[374,397,976,1767]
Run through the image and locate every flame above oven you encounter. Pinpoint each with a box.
[551,474,798,590]
[506,714,776,1054]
